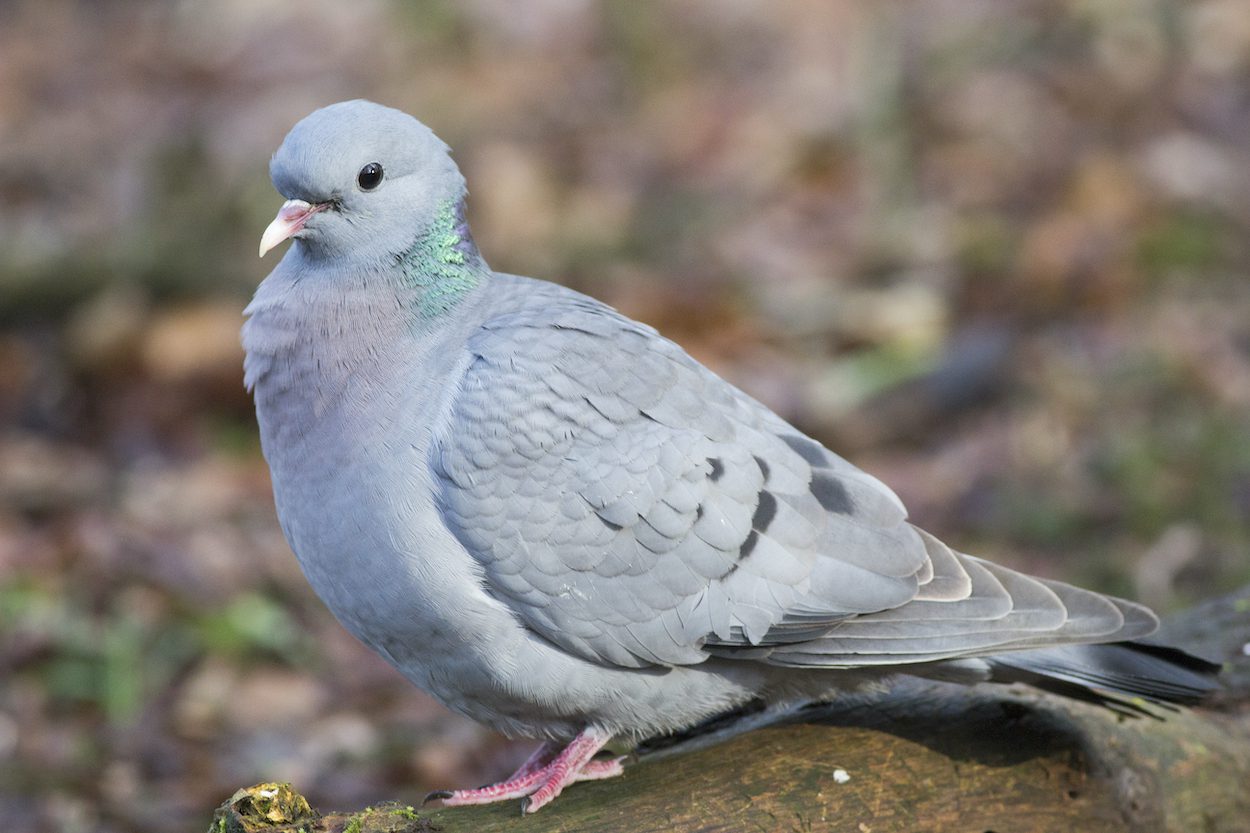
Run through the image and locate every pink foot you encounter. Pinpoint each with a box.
[574,757,625,782]
[425,728,622,814]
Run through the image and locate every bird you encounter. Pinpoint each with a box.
[244,100,1218,814]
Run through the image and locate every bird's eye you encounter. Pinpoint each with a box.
[357,162,384,190]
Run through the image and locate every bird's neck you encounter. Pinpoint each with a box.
[396,197,487,319]
[243,197,492,429]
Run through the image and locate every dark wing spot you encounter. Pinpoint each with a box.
[811,473,854,514]
[598,515,623,531]
[752,491,778,533]
[753,455,770,481]
[707,457,725,482]
[738,530,759,560]
[781,434,830,468]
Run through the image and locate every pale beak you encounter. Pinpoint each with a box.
[259,199,326,257]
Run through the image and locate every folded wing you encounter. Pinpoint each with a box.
[434,282,1156,672]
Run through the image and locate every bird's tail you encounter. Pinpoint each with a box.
[986,640,1222,717]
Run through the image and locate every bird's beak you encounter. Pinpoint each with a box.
[259,199,326,257]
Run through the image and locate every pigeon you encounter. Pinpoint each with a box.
[244,100,1218,814]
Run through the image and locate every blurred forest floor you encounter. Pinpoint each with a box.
[2,2,1249,832]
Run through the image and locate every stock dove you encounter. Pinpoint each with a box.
[244,100,1216,813]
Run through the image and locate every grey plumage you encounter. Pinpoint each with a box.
[244,100,1217,812]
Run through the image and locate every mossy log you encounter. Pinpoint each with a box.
[210,588,1250,833]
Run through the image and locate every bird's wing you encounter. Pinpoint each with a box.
[433,287,1153,670]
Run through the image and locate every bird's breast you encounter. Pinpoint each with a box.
[245,299,509,672]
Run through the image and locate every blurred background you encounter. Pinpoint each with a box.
[2,1,1249,830]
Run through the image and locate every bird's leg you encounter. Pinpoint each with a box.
[511,741,624,784]
[519,727,617,813]
[425,727,622,813]
[505,740,560,780]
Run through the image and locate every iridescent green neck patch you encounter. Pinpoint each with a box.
[396,198,484,317]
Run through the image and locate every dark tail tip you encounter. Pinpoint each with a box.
[988,640,1221,717]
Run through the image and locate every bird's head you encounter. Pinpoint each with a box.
[260,100,468,263]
